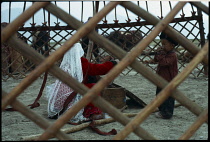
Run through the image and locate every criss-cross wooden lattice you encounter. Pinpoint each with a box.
[1,1,208,140]
[1,1,208,81]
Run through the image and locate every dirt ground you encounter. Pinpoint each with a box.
[2,71,208,140]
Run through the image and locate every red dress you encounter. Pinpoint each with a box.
[81,57,115,118]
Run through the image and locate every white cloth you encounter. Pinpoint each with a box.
[46,43,89,123]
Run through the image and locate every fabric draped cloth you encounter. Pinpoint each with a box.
[46,43,115,123]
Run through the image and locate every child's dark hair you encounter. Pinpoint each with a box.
[160,32,178,46]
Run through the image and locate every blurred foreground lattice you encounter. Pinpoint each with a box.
[1,1,208,81]
[1,1,208,140]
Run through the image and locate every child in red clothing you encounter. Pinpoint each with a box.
[144,32,178,119]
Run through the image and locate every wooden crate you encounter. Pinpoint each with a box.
[102,87,126,109]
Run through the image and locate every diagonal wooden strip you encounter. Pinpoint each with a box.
[43,1,195,140]
[75,2,206,122]
[113,40,209,139]
[190,2,209,15]
[2,0,116,110]
[2,90,72,140]
[37,1,125,140]
[1,2,50,43]
[21,103,183,141]
[111,83,147,107]
[41,2,157,140]
[179,108,208,140]
[2,1,206,140]
[44,1,206,121]
[121,2,208,65]
[20,115,132,141]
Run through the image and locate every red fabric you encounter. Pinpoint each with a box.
[81,57,115,83]
[154,51,178,82]
[81,57,115,118]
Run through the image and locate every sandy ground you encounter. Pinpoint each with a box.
[2,71,208,140]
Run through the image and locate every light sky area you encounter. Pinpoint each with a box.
[1,1,209,40]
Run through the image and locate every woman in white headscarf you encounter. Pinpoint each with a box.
[46,43,117,123]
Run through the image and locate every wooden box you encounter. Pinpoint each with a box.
[102,87,126,109]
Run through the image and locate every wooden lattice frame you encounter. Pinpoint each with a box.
[1,1,208,81]
[1,1,208,140]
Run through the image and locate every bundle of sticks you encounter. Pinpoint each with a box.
[21,104,182,141]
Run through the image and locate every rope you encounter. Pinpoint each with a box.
[88,120,117,135]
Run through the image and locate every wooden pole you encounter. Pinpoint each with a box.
[179,108,208,140]
[21,114,136,141]
[1,2,50,43]
[41,3,154,141]
[21,104,182,141]
[44,2,205,121]
[2,1,207,140]
[86,1,97,61]
[2,90,72,140]
[113,40,208,140]
[2,19,203,140]
[121,2,208,65]
[1,2,120,110]
[190,2,209,15]
[86,40,93,61]
[40,1,189,139]
[197,8,208,76]
[2,1,205,140]
[81,1,206,120]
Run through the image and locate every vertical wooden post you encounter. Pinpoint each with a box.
[86,1,98,62]
[197,8,208,76]
[86,38,93,61]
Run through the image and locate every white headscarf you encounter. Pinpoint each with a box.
[46,43,89,123]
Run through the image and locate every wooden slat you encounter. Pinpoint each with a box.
[1,1,121,110]
[2,2,157,140]
[21,104,182,141]
[68,3,206,119]
[44,1,207,139]
[2,90,72,140]
[44,2,157,140]
[1,2,50,43]
[190,2,209,15]
[1,0,208,139]
[121,2,208,65]
[179,108,208,140]
[113,40,208,140]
